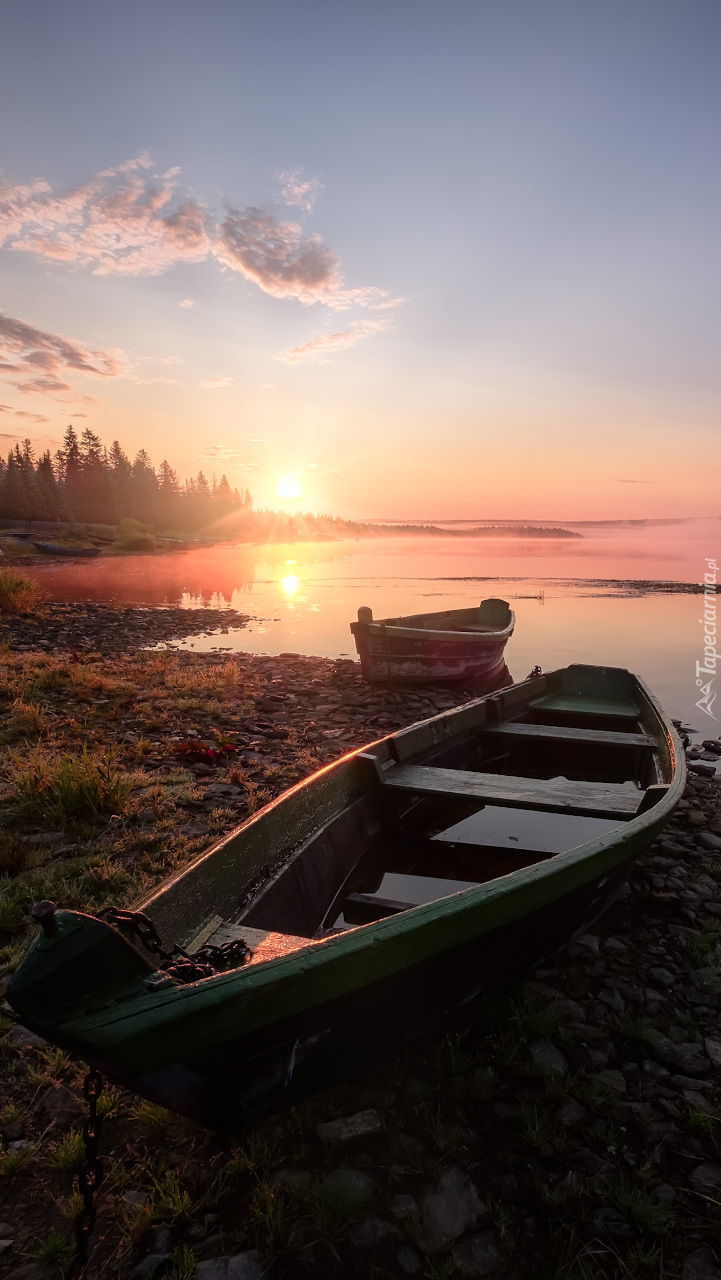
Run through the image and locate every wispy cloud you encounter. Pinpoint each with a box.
[278,168,323,213]
[0,156,403,363]
[198,375,234,389]
[0,403,50,423]
[198,444,258,467]
[0,311,128,400]
[616,478,653,484]
[276,318,393,363]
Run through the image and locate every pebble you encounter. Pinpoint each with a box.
[529,1039,568,1077]
[554,1098,588,1127]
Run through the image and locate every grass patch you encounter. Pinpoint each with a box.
[32,1229,72,1264]
[132,1099,170,1133]
[0,568,41,614]
[605,1180,674,1235]
[6,746,131,827]
[149,1169,195,1224]
[688,927,720,968]
[49,1130,85,1171]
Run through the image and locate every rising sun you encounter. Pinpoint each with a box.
[276,474,301,499]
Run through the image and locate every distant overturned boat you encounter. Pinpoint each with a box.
[350,597,515,686]
[31,542,101,558]
[8,664,683,1133]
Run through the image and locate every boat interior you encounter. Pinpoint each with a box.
[366,597,513,634]
[178,667,673,972]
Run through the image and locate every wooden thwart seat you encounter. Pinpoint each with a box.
[342,892,413,924]
[188,917,315,966]
[528,693,640,719]
[383,764,642,818]
[482,722,655,749]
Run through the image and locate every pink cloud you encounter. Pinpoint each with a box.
[0,403,49,424]
[0,156,403,358]
[278,168,323,213]
[276,318,392,363]
[0,311,128,401]
[0,156,211,276]
[215,206,340,304]
[198,376,234,389]
[215,205,403,313]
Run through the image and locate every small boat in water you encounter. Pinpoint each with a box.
[9,664,683,1132]
[350,597,515,686]
[31,542,102,558]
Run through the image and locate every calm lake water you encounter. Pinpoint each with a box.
[20,516,720,732]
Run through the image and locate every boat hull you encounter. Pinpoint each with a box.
[350,599,515,686]
[351,629,513,686]
[31,542,101,558]
[12,802,669,1133]
[8,664,684,1132]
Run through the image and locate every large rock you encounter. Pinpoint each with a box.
[317,1109,383,1146]
[4,1026,46,1051]
[453,1232,502,1277]
[348,1216,399,1249]
[195,1254,264,1280]
[689,1164,721,1194]
[131,1256,172,1279]
[683,1249,721,1280]
[34,1084,82,1125]
[419,1167,487,1250]
[652,1040,711,1077]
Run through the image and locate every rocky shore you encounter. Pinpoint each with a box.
[0,621,719,1280]
[0,602,252,655]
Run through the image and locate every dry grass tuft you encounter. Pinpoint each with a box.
[0,569,42,615]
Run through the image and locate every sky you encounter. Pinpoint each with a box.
[0,0,720,520]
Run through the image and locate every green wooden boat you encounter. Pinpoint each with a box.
[9,664,684,1132]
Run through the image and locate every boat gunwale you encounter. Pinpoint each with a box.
[351,613,516,646]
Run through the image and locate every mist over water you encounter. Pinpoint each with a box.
[20,517,719,728]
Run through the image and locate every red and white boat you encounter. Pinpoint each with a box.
[350,597,515,686]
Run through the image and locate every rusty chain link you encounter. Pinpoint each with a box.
[98,906,250,982]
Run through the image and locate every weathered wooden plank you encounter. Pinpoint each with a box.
[383,764,642,818]
[529,693,640,719]
[483,723,655,749]
[207,921,315,966]
[344,893,412,921]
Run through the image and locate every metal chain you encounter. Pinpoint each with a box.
[66,1068,103,1280]
[98,907,250,981]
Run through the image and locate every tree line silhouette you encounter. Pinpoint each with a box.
[0,426,253,531]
